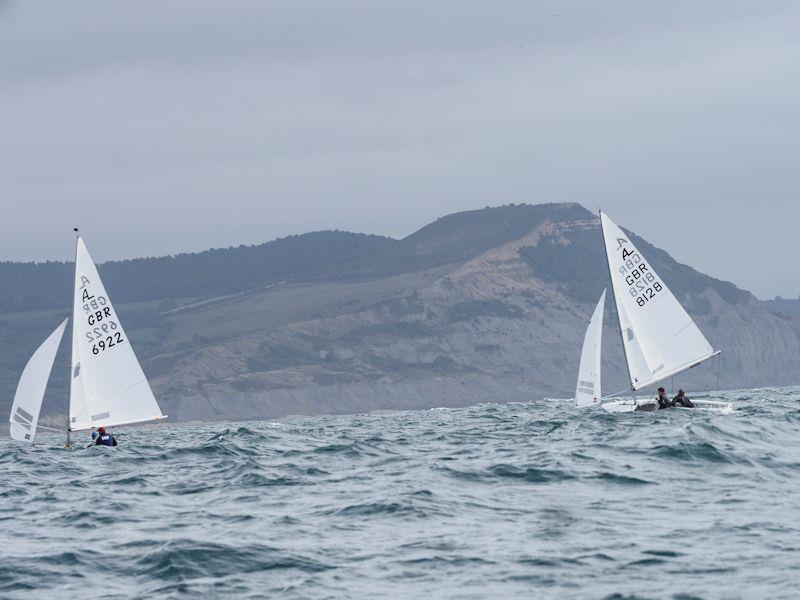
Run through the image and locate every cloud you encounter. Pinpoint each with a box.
[1,1,798,298]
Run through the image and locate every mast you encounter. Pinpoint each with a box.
[66,227,79,447]
[598,210,635,395]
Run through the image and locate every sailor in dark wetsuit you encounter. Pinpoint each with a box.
[671,389,694,408]
[656,387,671,410]
[94,427,118,447]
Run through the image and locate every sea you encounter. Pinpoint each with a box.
[1,386,799,599]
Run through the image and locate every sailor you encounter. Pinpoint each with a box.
[94,427,118,447]
[671,389,694,408]
[656,387,671,410]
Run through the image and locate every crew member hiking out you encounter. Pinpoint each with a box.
[94,427,117,447]
[672,389,694,408]
[656,387,670,410]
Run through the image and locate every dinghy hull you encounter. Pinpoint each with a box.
[674,400,733,414]
[601,398,658,413]
[601,398,733,414]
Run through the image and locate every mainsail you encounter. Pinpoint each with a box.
[575,290,605,407]
[599,212,718,391]
[9,319,68,444]
[69,237,165,431]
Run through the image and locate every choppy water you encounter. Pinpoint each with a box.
[2,387,800,599]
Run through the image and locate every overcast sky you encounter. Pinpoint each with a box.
[1,1,798,298]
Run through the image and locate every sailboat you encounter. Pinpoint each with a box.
[8,234,166,445]
[574,212,732,414]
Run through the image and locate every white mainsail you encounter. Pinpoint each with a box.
[599,212,718,391]
[9,319,68,444]
[69,237,165,431]
[575,290,605,407]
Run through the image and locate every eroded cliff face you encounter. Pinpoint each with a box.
[146,214,800,422]
[2,203,797,426]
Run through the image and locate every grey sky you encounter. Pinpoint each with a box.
[1,1,798,299]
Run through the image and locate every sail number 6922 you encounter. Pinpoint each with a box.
[92,332,124,354]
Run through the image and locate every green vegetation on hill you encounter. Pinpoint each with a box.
[765,297,800,318]
[334,203,594,279]
[0,231,396,314]
[520,224,751,305]
[0,203,596,315]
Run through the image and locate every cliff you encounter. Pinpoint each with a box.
[1,203,797,424]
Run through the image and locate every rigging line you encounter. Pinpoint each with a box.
[602,387,634,400]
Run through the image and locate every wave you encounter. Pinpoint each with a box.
[1,386,798,598]
[648,441,733,463]
[437,463,575,483]
[133,540,331,581]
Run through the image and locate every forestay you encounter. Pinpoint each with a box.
[9,319,68,444]
[69,238,165,431]
[575,290,605,407]
[600,212,718,391]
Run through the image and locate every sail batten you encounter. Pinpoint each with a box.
[600,212,716,390]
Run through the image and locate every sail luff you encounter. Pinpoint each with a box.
[599,211,636,390]
[68,231,78,443]
[69,235,90,433]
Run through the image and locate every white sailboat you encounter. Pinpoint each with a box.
[574,212,732,413]
[8,234,167,445]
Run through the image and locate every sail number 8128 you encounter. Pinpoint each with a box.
[633,282,662,306]
[619,248,664,308]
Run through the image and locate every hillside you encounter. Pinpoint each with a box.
[765,297,800,318]
[2,203,798,426]
[0,230,396,312]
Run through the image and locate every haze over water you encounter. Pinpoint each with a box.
[1,387,798,599]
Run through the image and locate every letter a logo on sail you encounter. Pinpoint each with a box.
[616,238,627,250]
